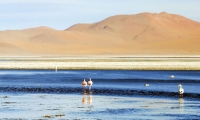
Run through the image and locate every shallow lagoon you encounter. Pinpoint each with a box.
[0,94,200,119]
[0,70,200,119]
[0,70,200,93]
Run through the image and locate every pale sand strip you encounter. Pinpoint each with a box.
[0,57,200,70]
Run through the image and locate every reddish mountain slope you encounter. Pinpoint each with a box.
[0,12,200,56]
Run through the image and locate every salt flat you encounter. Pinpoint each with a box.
[0,57,200,70]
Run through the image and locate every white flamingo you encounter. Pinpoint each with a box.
[88,78,93,91]
[170,75,174,78]
[178,84,184,97]
[82,79,87,92]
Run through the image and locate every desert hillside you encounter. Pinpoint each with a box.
[0,12,200,56]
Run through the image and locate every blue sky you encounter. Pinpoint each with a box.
[0,0,199,30]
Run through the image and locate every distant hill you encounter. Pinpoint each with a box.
[0,12,200,56]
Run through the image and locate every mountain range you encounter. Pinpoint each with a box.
[0,12,200,56]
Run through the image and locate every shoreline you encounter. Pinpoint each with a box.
[0,57,200,70]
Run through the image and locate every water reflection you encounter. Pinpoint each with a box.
[88,95,92,106]
[178,98,184,111]
[88,95,93,111]
[82,94,93,111]
[82,94,87,107]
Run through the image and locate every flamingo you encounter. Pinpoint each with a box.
[170,75,174,78]
[82,79,87,92]
[178,84,184,97]
[88,78,93,92]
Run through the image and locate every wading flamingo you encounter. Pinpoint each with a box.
[88,78,93,92]
[178,84,184,97]
[82,79,87,92]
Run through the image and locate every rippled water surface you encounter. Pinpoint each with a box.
[0,70,200,119]
[0,70,200,95]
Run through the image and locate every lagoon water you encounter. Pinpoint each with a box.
[0,70,200,119]
[0,70,200,96]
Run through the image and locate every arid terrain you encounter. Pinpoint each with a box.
[0,12,200,56]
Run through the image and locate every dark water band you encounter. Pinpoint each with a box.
[0,87,199,99]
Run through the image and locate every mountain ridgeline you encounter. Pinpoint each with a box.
[0,12,200,56]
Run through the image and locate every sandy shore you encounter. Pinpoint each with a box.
[0,56,200,70]
[0,93,199,119]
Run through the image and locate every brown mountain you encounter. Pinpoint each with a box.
[0,12,200,56]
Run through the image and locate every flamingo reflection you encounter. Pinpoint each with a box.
[178,98,184,107]
[178,98,184,111]
[81,94,93,111]
[88,95,93,105]
[82,94,87,107]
